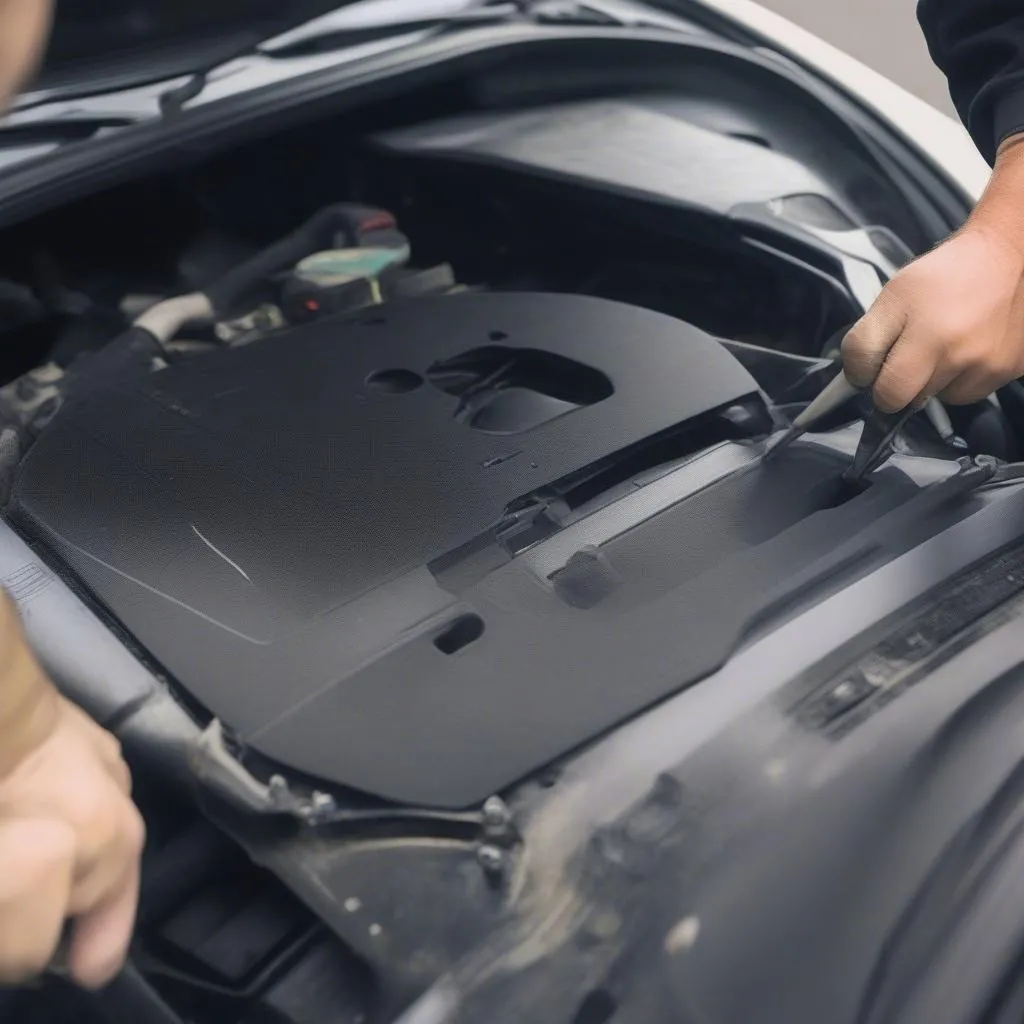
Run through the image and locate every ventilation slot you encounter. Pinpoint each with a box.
[365,368,423,394]
[427,346,613,435]
[434,614,485,655]
[727,131,772,149]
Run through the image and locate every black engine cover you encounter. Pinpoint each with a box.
[10,292,791,806]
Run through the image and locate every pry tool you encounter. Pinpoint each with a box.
[767,368,952,471]
[843,405,918,484]
[764,371,860,459]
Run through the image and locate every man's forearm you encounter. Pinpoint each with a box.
[0,589,58,777]
[963,135,1024,259]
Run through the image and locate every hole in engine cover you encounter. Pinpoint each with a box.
[365,368,424,394]
[434,613,486,654]
[427,346,614,435]
[807,473,871,510]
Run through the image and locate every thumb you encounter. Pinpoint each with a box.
[842,290,908,388]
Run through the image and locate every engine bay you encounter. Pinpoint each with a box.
[4,83,1023,1024]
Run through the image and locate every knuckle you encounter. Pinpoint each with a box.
[873,378,914,413]
[932,312,967,339]
[0,831,73,910]
[936,322,985,362]
[840,322,866,350]
[923,322,958,353]
[941,381,973,406]
[81,799,123,856]
[122,807,146,858]
[996,349,1021,382]
[842,319,880,353]
[101,731,123,760]
[74,786,113,836]
[941,346,974,375]
[842,335,881,385]
[841,338,869,370]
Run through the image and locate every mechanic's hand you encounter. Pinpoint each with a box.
[0,689,145,990]
[842,222,1024,412]
[0,0,53,111]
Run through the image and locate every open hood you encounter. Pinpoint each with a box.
[37,0,353,90]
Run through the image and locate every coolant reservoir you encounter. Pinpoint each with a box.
[294,245,411,288]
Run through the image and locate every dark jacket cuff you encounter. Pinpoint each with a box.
[993,80,1024,158]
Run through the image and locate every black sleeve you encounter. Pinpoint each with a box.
[917,0,1024,164]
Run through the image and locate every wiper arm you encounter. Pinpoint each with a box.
[257,0,630,57]
[0,116,135,148]
[257,0,525,57]
[157,0,523,115]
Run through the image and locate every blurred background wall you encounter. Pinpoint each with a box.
[761,0,956,116]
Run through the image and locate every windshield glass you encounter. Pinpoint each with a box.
[39,0,352,79]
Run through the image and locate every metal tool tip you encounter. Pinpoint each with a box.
[763,425,802,460]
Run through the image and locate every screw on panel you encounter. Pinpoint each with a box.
[268,775,290,807]
[311,791,337,813]
[482,795,512,834]
[477,844,506,883]
[832,681,856,702]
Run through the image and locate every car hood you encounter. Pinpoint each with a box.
[35,0,354,92]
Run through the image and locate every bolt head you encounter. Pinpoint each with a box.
[482,796,511,827]
[477,844,505,874]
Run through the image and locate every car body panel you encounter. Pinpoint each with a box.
[698,0,991,200]
[6,0,991,206]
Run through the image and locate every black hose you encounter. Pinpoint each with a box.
[0,518,200,783]
[204,203,394,316]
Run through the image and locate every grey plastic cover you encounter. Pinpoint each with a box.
[10,291,784,806]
